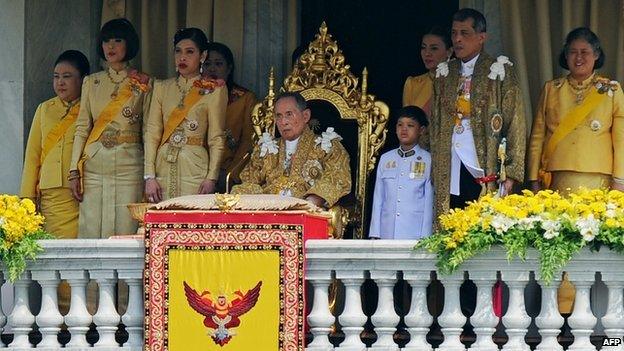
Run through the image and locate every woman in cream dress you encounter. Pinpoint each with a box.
[403,26,452,115]
[144,28,227,202]
[69,18,152,238]
[21,50,90,238]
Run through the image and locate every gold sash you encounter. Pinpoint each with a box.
[77,83,134,177]
[160,87,203,146]
[539,87,606,188]
[40,102,80,164]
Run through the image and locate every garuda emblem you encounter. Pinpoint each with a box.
[183,281,262,346]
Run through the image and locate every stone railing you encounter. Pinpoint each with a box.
[305,240,624,351]
[0,239,622,350]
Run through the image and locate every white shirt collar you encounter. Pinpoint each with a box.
[460,54,480,77]
[285,137,300,158]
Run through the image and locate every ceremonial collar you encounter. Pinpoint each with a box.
[461,54,480,77]
[397,145,418,158]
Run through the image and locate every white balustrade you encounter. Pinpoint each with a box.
[0,239,619,350]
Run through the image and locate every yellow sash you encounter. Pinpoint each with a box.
[40,102,80,164]
[77,84,134,177]
[539,87,606,187]
[160,87,203,146]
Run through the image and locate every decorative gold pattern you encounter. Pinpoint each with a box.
[215,193,240,212]
[248,22,389,238]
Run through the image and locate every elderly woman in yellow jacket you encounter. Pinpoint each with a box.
[20,50,90,238]
[68,18,152,238]
[528,27,624,315]
[144,28,227,202]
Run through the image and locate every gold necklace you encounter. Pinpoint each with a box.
[567,76,594,105]
[175,77,190,109]
[106,69,128,99]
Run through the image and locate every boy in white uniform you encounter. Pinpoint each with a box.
[369,106,434,239]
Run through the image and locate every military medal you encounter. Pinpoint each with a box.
[490,113,503,134]
[187,120,199,131]
[454,124,465,134]
[122,106,133,118]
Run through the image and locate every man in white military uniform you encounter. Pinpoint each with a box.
[369,106,433,239]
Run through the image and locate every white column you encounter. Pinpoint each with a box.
[468,271,498,351]
[501,271,530,351]
[91,270,120,347]
[32,270,63,349]
[437,272,466,351]
[7,272,34,348]
[567,271,597,351]
[0,272,6,348]
[403,271,433,351]
[62,270,92,348]
[306,270,335,351]
[535,276,564,351]
[335,270,367,351]
[119,269,143,349]
[601,273,624,351]
[369,271,399,351]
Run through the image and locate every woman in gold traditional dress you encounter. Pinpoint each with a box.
[403,26,452,115]
[203,42,257,192]
[528,27,624,314]
[69,19,152,238]
[20,50,90,238]
[144,28,227,202]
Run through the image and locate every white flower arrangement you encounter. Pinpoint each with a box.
[541,219,561,239]
[488,55,513,81]
[435,61,449,78]
[258,132,278,157]
[315,127,342,153]
[575,214,600,242]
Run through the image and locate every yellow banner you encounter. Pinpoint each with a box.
[168,249,280,350]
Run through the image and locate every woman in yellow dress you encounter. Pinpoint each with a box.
[204,42,257,192]
[144,28,227,202]
[528,27,624,314]
[68,18,152,238]
[403,26,452,115]
[20,50,90,238]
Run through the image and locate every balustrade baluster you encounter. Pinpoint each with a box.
[32,270,63,349]
[535,275,564,351]
[335,270,367,351]
[437,272,466,351]
[403,271,433,351]
[306,270,335,351]
[119,269,143,349]
[0,272,6,348]
[7,272,34,348]
[468,271,498,351]
[369,271,399,350]
[501,271,530,351]
[62,270,92,348]
[91,270,120,347]
[601,272,624,351]
[568,271,597,351]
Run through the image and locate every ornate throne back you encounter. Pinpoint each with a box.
[250,22,389,239]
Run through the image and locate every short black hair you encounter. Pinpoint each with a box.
[397,106,429,127]
[453,8,487,33]
[97,18,140,62]
[205,41,235,89]
[425,26,452,50]
[559,27,605,70]
[55,50,90,78]
[174,27,209,52]
[275,91,308,111]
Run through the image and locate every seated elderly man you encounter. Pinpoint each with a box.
[232,91,351,208]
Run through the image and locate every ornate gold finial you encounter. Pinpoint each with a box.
[215,193,240,212]
[361,67,368,104]
[268,67,275,101]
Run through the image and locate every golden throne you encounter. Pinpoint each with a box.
[247,22,389,239]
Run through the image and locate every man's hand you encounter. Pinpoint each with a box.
[502,178,516,196]
[145,178,163,203]
[611,180,624,192]
[69,171,83,202]
[198,179,217,194]
[305,194,326,208]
